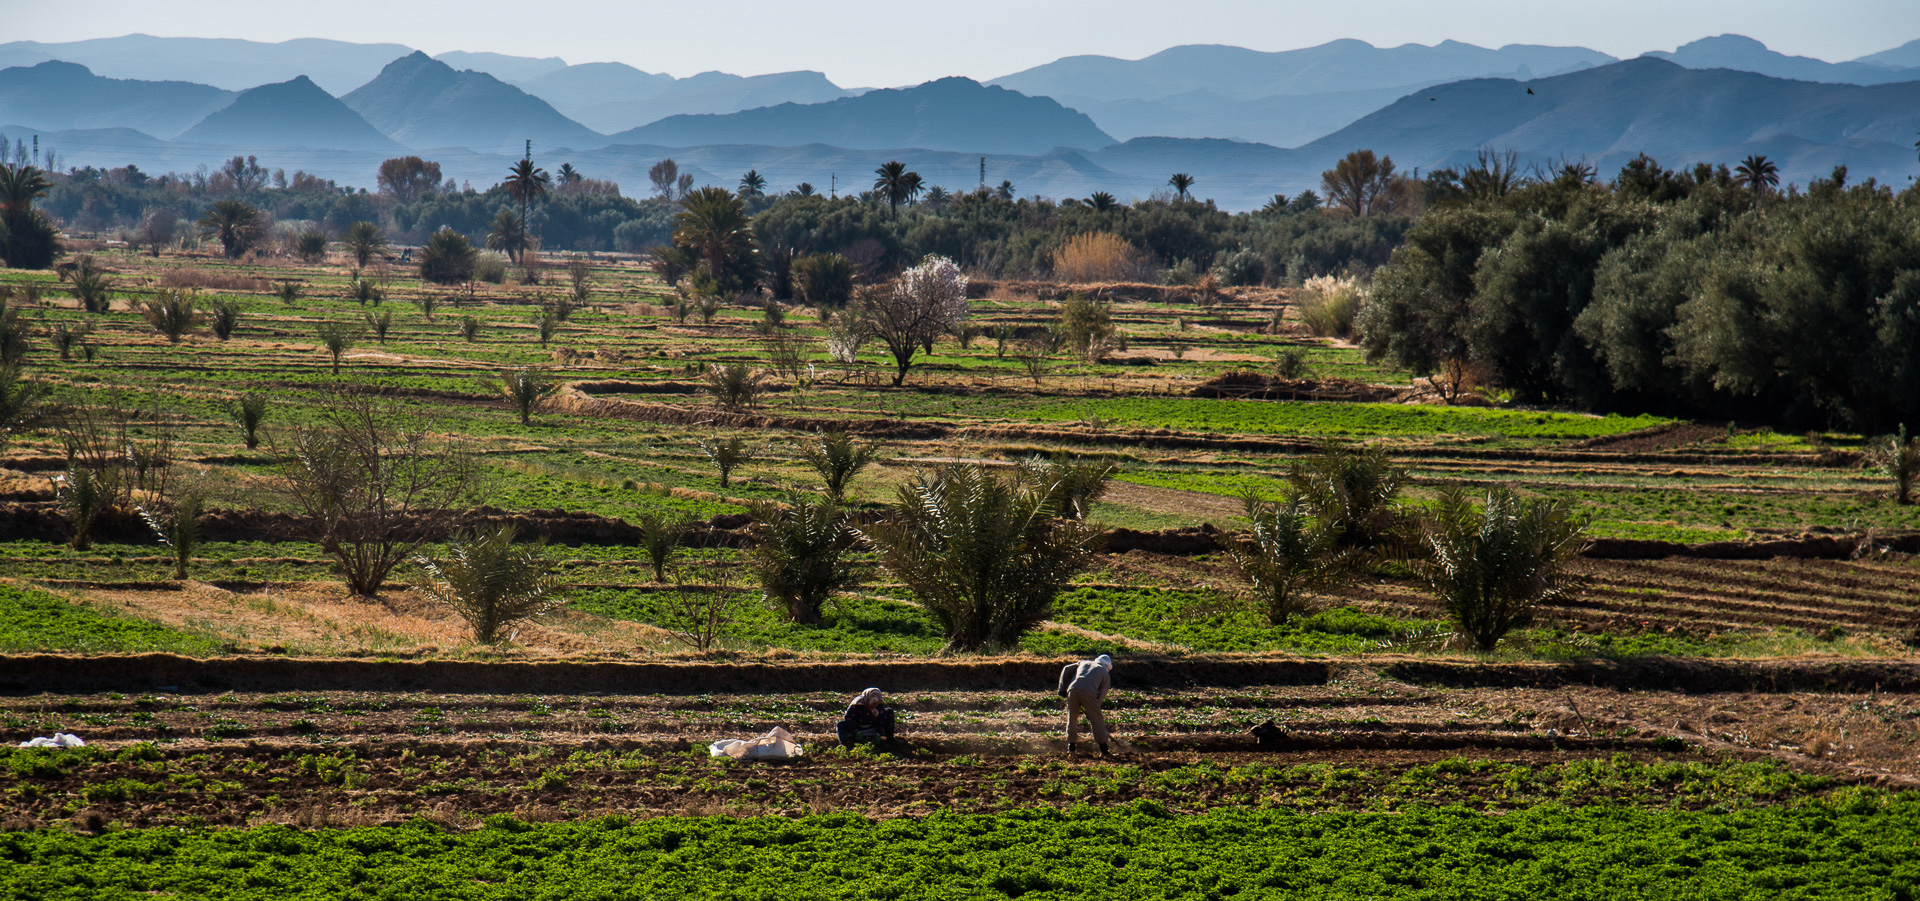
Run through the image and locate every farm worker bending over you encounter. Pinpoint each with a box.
[1058,655,1113,756]
[837,687,897,748]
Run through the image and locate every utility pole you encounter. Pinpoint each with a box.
[979,157,985,193]
[524,139,531,161]
[830,173,836,199]
[32,135,38,168]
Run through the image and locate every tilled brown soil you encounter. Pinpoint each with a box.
[3,659,1916,829]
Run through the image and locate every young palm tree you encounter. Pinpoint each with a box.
[800,430,882,503]
[68,256,113,313]
[229,393,268,449]
[747,494,861,624]
[343,221,389,269]
[861,464,1104,651]
[490,367,561,425]
[207,300,241,340]
[1287,444,1410,563]
[419,229,477,286]
[695,434,761,488]
[1418,488,1587,652]
[556,163,582,186]
[1228,493,1346,625]
[198,199,265,258]
[55,462,119,551]
[1873,424,1920,505]
[923,185,950,212]
[315,321,360,374]
[414,524,565,644]
[1168,173,1196,201]
[365,308,392,344]
[486,208,531,263]
[141,290,201,343]
[139,490,205,580]
[634,510,692,582]
[504,157,551,224]
[0,362,50,452]
[1086,191,1119,212]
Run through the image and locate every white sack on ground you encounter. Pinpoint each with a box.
[709,726,804,760]
[18,733,86,748]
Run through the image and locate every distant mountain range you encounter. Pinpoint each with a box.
[3,34,1918,211]
[1293,57,1920,181]
[341,52,602,154]
[611,78,1114,155]
[0,35,413,95]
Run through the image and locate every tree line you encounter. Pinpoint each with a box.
[1358,152,1920,431]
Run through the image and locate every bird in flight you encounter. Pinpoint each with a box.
[1527,87,1535,95]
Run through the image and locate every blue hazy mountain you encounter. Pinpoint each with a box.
[0,35,412,95]
[0,61,235,139]
[177,76,402,152]
[341,52,603,154]
[1646,35,1920,85]
[989,39,1616,146]
[1295,58,1920,185]
[609,77,1114,155]
[522,66,850,134]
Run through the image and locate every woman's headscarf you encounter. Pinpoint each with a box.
[1093,655,1113,670]
[854,687,884,707]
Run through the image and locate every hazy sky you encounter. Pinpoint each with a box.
[18,0,1920,86]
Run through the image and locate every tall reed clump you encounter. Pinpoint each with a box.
[1296,275,1366,339]
[1050,232,1143,283]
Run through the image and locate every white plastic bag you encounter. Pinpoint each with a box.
[708,726,804,760]
[18,733,85,748]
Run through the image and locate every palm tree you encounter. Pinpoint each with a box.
[746,494,860,624]
[634,510,691,582]
[861,464,1103,651]
[1418,488,1587,652]
[198,200,264,259]
[696,435,760,488]
[1086,191,1118,213]
[799,431,882,503]
[1169,173,1196,201]
[923,185,950,212]
[489,367,561,425]
[0,164,57,268]
[900,171,923,207]
[1260,193,1289,215]
[1873,424,1920,505]
[873,161,916,217]
[996,180,1015,200]
[315,321,360,374]
[0,163,51,222]
[672,186,754,292]
[738,169,767,198]
[141,289,201,343]
[504,157,551,224]
[556,163,582,185]
[1227,493,1346,625]
[795,182,816,197]
[229,393,269,449]
[1733,154,1779,209]
[486,208,531,264]
[343,221,388,269]
[414,524,565,644]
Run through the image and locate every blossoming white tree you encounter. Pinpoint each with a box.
[865,254,969,386]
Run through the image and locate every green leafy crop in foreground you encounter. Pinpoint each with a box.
[2,798,1913,899]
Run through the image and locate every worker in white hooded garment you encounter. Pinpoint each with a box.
[1057,654,1113,756]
